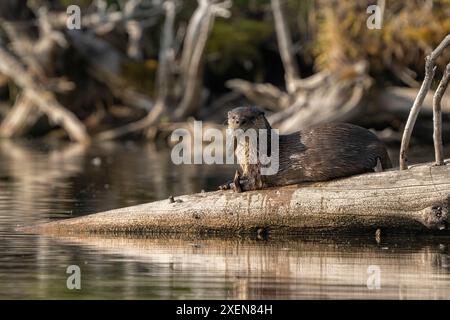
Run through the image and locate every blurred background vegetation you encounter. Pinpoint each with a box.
[0,0,449,143]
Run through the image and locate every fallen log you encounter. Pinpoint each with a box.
[20,160,450,236]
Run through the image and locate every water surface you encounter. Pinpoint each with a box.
[1,139,450,299]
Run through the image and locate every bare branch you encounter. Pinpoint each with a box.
[399,34,450,170]
[433,63,450,166]
[0,94,40,138]
[226,79,292,110]
[94,0,178,141]
[271,0,300,94]
[179,0,210,77]
[173,12,212,119]
[0,46,90,142]
[174,0,231,120]
[156,0,176,105]
[126,20,143,59]
[46,0,163,34]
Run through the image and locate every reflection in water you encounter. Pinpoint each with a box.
[38,235,450,300]
[1,140,450,299]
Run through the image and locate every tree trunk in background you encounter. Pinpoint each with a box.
[271,0,301,95]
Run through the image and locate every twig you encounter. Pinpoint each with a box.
[433,63,450,166]
[399,34,450,170]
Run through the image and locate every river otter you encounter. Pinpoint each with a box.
[219,106,392,192]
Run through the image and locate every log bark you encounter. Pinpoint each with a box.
[20,161,450,236]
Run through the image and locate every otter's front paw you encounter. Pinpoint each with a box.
[233,170,243,193]
[219,171,254,193]
[218,180,234,190]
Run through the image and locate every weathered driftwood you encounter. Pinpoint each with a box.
[93,0,231,141]
[271,0,300,94]
[0,94,39,138]
[0,46,90,142]
[227,0,373,134]
[21,161,450,236]
[91,1,176,141]
[48,0,163,40]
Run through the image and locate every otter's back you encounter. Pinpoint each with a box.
[274,122,391,184]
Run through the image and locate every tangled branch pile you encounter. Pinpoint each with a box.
[0,0,449,143]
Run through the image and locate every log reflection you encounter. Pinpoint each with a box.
[44,234,450,299]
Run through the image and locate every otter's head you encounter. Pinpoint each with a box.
[227,106,271,130]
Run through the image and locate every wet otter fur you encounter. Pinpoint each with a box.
[219,106,392,192]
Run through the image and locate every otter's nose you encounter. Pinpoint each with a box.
[232,118,246,125]
[229,117,243,126]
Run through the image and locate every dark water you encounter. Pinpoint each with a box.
[1,139,450,299]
